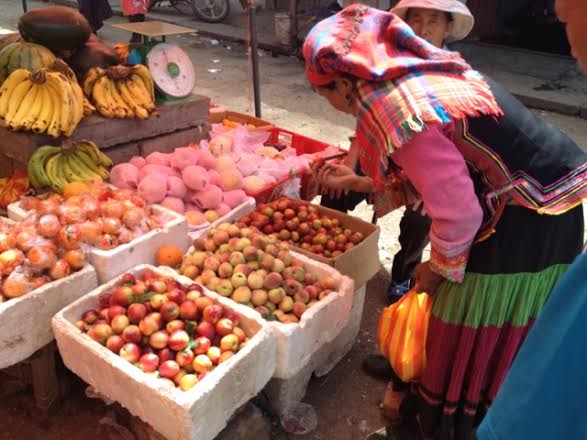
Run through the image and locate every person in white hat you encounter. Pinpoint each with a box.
[391,0,474,48]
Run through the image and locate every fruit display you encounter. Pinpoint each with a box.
[0,170,29,209]
[0,211,88,302]
[180,223,341,323]
[20,181,166,252]
[75,269,250,391]
[0,68,84,137]
[109,148,250,221]
[82,65,156,120]
[0,42,56,84]
[236,198,366,258]
[18,6,92,52]
[27,141,112,193]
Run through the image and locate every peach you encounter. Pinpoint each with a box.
[161,197,185,214]
[170,147,200,170]
[182,165,209,191]
[109,163,139,190]
[129,156,146,169]
[207,169,221,186]
[222,189,248,209]
[145,152,171,166]
[197,149,217,169]
[137,173,167,204]
[166,176,187,199]
[185,211,208,227]
[209,136,233,156]
[192,184,223,210]
[138,164,180,181]
[243,175,266,193]
[218,169,243,191]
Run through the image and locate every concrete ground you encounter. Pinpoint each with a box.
[1,2,587,439]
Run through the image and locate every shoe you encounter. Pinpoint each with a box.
[362,354,393,380]
[387,279,410,304]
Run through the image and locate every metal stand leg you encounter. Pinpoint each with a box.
[22,0,27,12]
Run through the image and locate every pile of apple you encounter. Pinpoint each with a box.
[179,223,340,324]
[236,198,366,258]
[76,269,248,392]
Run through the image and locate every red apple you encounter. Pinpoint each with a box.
[132,282,147,297]
[262,224,274,235]
[168,330,190,351]
[186,290,202,302]
[195,296,214,312]
[218,351,234,364]
[187,284,203,293]
[106,335,125,353]
[192,354,213,373]
[139,316,160,336]
[150,293,168,310]
[110,286,134,307]
[202,304,223,324]
[220,334,239,352]
[142,268,158,281]
[139,353,160,372]
[121,325,142,343]
[108,305,126,321]
[166,288,186,305]
[120,273,136,286]
[215,318,234,337]
[98,294,112,310]
[160,301,180,322]
[127,303,147,324]
[193,336,211,355]
[149,330,169,350]
[82,309,99,325]
[158,348,175,363]
[176,349,195,367]
[207,346,221,364]
[159,360,180,379]
[179,300,198,320]
[111,314,130,334]
[196,321,216,339]
[232,327,246,343]
[87,323,112,345]
[166,320,185,334]
[119,343,141,363]
[326,240,337,252]
[344,242,355,251]
[350,232,364,244]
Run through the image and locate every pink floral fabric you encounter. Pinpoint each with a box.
[121,0,148,16]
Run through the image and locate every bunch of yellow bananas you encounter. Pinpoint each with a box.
[83,64,156,120]
[27,140,113,193]
[0,68,84,138]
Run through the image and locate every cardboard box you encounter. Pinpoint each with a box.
[288,204,380,287]
[0,264,98,369]
[53,265,276,440]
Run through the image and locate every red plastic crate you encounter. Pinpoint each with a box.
[246,127,333,203]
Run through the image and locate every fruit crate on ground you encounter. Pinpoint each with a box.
[52,265,276,440]
[245,128,333,204]
[183,245,355,380]
[188,197,256,241]
[0,264,98,369]
[209,110,274,129]
[7,202,189,284]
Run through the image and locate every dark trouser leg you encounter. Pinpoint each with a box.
[320,191,367,214]
[391,205,431,284]
[128,14,145,43]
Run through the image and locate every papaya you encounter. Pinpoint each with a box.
[18,6,91,52]
[0,42,56,84]
[0,33,21,52]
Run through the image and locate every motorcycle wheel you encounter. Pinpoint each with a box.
[170,0,197,15]
[191,0,230,22]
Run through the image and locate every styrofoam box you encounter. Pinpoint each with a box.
[0,264,98,369]
[183,249,355,380]
[8,201,190,284]
[52,264,276,440]
[188,197,256,241]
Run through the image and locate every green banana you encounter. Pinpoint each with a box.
[95,165,109,180]
[45,153,67,193]
[68,150,102,181]
[77,140,112,167]
[27,145,60,189]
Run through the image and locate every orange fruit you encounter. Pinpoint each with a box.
[156,244,183,267]
[63,181,91,199]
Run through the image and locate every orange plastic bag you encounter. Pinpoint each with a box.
[377,290,432,382]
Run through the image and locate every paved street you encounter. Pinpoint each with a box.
[0,2,586,439]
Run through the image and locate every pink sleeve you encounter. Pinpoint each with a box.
[391,123,483,282]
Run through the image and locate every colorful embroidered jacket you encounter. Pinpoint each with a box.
[389,75,587,282]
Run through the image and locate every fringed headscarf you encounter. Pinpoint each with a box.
[303,5,503,191]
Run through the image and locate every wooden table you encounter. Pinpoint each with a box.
[111,21,196,42]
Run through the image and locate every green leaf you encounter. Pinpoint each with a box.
[134,291,156,304]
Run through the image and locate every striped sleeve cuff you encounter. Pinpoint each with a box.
[429,247,469,283]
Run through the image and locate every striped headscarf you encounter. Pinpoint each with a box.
[303,5,503,191]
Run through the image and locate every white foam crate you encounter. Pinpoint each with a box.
[8,201,190,284]
[0,264,98,369]
[187,197,256,241]
[52,264,276,440]
[183,248,355,380]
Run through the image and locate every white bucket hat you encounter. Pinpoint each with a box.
[391,0,474,42]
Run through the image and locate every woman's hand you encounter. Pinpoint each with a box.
[412,262,444,296]
[314,163,358,199]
